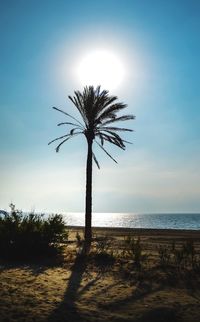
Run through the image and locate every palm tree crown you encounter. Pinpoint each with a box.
[49,85,135,166]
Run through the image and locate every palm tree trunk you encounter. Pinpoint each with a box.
[85,138,93,242]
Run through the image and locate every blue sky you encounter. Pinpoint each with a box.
[0,0,200,213]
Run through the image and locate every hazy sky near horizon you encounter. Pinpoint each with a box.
[0,0,200,213]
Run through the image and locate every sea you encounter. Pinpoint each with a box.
[64,212,200,230]
[1,210,200,230]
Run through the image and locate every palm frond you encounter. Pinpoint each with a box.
[83,86,96,124]
[95,103,127,125]
[70,128,82,135]
[48,134,71,145]
[121,139,133,144]
[96,132,125,150]
[48,130,82,146]
[94,92,117,117]
[97,133,104,146]
[98,126,133,132]
[101,115,135,126]
[55,137,71,152]
[95,140,118,163]
[52,106,84,127]
[68,94,88,127]
[104,132,133,146]
[55,132,82,152]
[57,121,84,130]
[92,152,100,169]
[102,130,126,148]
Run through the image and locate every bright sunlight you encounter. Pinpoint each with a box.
[76,49,125,91]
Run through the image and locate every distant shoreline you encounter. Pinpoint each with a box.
[67,225,200,232]
[67,226,200,240]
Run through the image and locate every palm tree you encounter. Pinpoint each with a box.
[49,86,135,242]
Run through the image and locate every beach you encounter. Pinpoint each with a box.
[0,227,200,322]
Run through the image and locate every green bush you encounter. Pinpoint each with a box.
[0,204,68,260]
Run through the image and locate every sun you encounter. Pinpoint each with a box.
[76,49,125,91]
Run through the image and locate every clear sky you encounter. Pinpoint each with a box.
[0,0,200,213]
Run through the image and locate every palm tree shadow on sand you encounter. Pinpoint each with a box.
[47,241,92,322]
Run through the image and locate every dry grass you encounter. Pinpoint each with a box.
[0,227,200,322]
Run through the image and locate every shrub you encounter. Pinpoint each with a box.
[182,240,195,268]
[158,240,197,271]
[158,244,171,268]
[124,236,145,270]
[172,240,196,270]
[95,237,110,254]
[93,237,115,269]
[0,204,68,260]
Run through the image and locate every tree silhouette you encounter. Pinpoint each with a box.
[49,86,135,242]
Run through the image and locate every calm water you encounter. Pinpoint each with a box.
[64,213,200,230]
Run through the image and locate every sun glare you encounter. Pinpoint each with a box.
[76,49,125,91]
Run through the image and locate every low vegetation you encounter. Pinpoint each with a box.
[0,204,68,260]
[123,236,148,270]
[158,240,200,271]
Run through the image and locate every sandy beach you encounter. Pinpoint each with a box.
[0,227,200,322]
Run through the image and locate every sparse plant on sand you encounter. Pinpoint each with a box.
[124,236,146,269]
[158,244,171,268]
[158,240,197,271]
[93,237,115,269]
[172,240,196,270]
